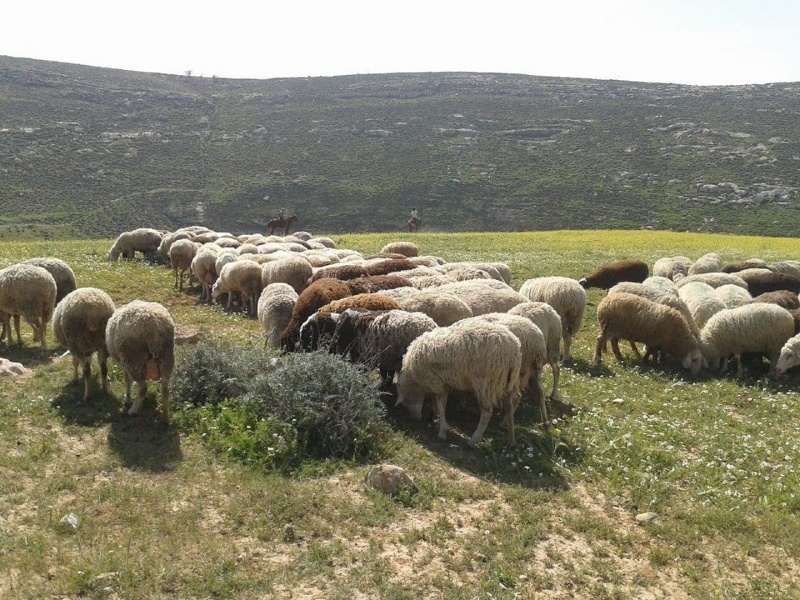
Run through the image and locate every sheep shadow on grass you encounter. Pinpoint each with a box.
[107,410,182,473]
[386,390,573,492]
[52,380,124,427]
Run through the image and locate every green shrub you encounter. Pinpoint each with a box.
[172,343,390,471]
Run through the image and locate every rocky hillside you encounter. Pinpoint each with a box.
[1,55,799,238]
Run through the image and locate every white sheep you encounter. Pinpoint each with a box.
[675,272,748,290]
[594,292,703,372]
[380,241,419,257]
[261,255,313,293]
[518,276,586,361]
[398,291,474,326]
[687,252,722,275]
[109,228,164,262]
[455,313,549,428]
[610,281,700,339]
[396,320,522,447]
[0,263,57,355]
[434,279,528,316]
[653,257,689,281]
[191,244,220,303]
[508,301,563,401]
[212,260,264,315]
[677,281,727,330]
[169,238,198,292]
[769,260,800,281]
[715,284,753,309]
[437,262,505,282]
[52,287,116,401]
[106,300,175,423]
[257,283,299,350]
[23,257,77,303]
[699,303,794,378]
[309,236,337,248]
[775,333,800,375]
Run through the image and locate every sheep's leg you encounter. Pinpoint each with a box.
[563,334,573,362]
[504,397,516,446]
[13,314,22,346]
[123,372,133,403]
[610,338,624,361]
[735,354,743,378]
[160,378,170,425]
[82,360,92,401]
[628,341,641,359]
[128,381,148,415]
[593,333,607,364]
[71,354,81,381]
[533,369,549,425]
[434,393,449,440]
[98,348,110,396]
[549,358,560,402]
[467,406,494,448]
[173,269,179,290]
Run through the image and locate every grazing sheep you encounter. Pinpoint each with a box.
[377,286,423,303]
[364,258,416,277]
[0,263,57,354]
[410,274,451,289]
[52,287,115,401]
[769,261,800,281]
[398,291,474,326]
[653,257,689,281]
[281,278,354,351]
[380,242,419,257]
[261,255,313,293]
[677,282,727,330]
[106,300,175,423]
[438,262,505,282]
[736,270,800,297]
[675,272,748,290]
[191,244,220,303]
[715,284,753,309]
[579,259,649,290]
[345,275,412,295]
[257,283,299,350]
[169,238,198,292]
[687,252,722,276]
[291,231,313,242]
[157,230,195,264]
[699,303,794,378]
[22,257,76,303]
[309,236,337,248]
[642,276,679,296]
[433,279,527,316]
[753,290,800,310]
[721,259,768,273]
[509,301,563,401]
[775,333,800,375]
[396,320,522,447]
[518,276,586,361]
[298,294,403,352]
[325,308,437,386]
[311,264,371,282]
[211,260,263,315]
[594,292,703,373]
[109,228,164,262]
[789,309,800,335]
[457,313,549,427]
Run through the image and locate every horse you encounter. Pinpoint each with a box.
[408,218,420,233]
[267,213,298,235]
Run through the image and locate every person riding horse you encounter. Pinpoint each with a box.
[410,207,419,227]
[277,209,286,227]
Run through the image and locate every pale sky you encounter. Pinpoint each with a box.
[4,0,799,85]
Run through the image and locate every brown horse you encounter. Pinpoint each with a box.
[267,214,298,235]
[408,218,420,233]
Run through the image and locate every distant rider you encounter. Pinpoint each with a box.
[410,207,419,226]
[277,209,286,226]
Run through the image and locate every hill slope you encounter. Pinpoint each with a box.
[2,55,800,238]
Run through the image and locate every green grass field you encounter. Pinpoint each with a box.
[2,230,800,599]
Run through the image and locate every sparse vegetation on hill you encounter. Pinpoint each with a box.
[2,56,800,238]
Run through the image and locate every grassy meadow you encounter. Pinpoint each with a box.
[2,230,800,599]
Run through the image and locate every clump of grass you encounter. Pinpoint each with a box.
[173,343,390,471]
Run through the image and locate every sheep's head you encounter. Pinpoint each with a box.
[108,247,120,262]
[775,346,800,376]
[210,280,223,301]
[682,348,704,373]
[395,373,424,419]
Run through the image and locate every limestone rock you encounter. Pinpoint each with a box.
[366,464,415,497]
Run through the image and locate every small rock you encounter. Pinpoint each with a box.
[366,464,415,497]
[0,358,30,377]
[174,326,201,345]
[612,398,625,404]
[635,512,659,524]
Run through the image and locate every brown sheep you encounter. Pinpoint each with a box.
[752,290,800,310]
[280,278,353,351]
[310,264,370,282]
[579,259,649,290]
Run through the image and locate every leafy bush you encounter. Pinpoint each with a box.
[172,343,390,471]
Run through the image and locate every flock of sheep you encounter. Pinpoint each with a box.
[4,224,800,446]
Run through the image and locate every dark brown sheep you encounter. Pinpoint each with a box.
[579,259,649,290]
[752,290,800,310]
[346,275,412,295]
[721,260,768,273]
[737,271,800,297]
[280,278,353,351]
